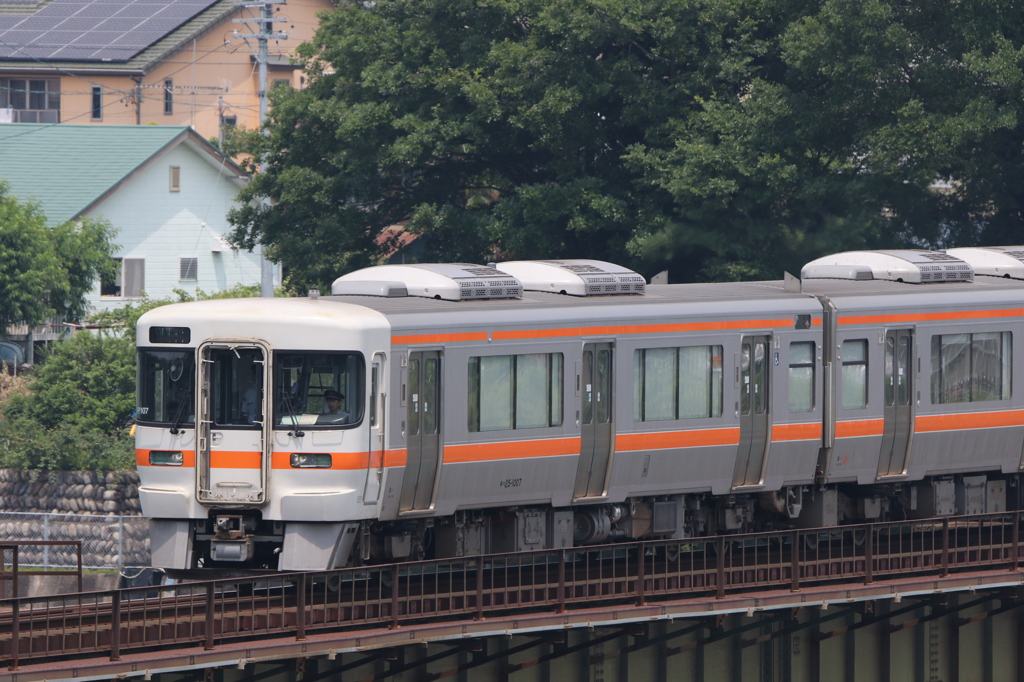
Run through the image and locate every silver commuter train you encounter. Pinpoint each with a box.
[135,247,1024,575]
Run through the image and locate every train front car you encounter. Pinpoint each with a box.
[135,298,389,577]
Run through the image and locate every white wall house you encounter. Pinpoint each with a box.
[0,123,278,317]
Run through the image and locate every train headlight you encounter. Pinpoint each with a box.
[290,453,332,469]
[149,450,184,466]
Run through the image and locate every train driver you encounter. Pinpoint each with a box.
[318,389,350,424]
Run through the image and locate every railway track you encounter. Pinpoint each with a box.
[3,511,1022,669]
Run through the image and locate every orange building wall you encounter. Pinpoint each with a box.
[47,0,332,140]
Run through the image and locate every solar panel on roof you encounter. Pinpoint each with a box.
[0,0,221,63]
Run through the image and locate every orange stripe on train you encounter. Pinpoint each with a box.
[393,318,796,345]
[384,449,407,467]
[135,449,196,467]
[772,422,821,442]
[492,319,795,341]
[617,428,740,451]
[916,410,1024,433]
[270,451,371,470]
[839,308,1024,326]
[835,419,885,438]
[391,332,488,344]
[445,438,581,463]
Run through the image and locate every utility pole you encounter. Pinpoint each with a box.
[234,0,288,298]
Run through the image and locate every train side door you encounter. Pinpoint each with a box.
[399,351,442,512]
[877,329,914,478]
[733,336,771,488]
[575,343,614,499]
[363,353,385,505]
[196,341,269,505]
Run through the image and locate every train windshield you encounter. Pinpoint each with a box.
[137,349,196,425]
[274,351,364,428]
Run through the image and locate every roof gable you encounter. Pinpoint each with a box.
[0,123,243,225]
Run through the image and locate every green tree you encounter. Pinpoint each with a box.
[0,332,136,470]
[228,0,768,289]
[0,181,63,329]
[229,0,1024,286]
[0,181,119,328]
[629,0,1024,278]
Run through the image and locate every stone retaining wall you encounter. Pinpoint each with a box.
[0,469,141,515]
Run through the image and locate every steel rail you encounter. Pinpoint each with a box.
[1,510,1021,670]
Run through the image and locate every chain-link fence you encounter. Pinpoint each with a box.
[0,512,150,569]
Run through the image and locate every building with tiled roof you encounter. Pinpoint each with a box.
[0,0,334,139]
[0,123,277,317]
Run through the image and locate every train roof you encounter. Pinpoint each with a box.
[137,271,1024,347]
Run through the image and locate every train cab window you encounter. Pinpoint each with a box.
[468,353,563,432]
[208,348,264,427]
[633,345,723,421]
[137,349,195,425]
[930,332,1012,404]
[788,342,815,413]
[841,339,868,409]
[273,352,364,427]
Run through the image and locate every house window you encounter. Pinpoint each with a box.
[169,166,180,192]
[179,257,198,281]
[0,77,60,123]
[100,257,144,297]
[223,115,237,128]
[91,86,101,120]
[100,258,123,297]
[163,78,173,115]
[273,78,291,89]
[123,258,145,298]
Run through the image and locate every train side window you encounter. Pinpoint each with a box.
[931,332,1012,404]
[841,339,868,409]
[788,342,815,413]
[633,345,723,421]
[468,353,563,432]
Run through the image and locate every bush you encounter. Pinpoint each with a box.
[0,331,135,471]
[0,416,134,471]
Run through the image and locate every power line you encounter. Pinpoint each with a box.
[232,0,288,298]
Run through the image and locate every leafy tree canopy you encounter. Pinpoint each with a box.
[228,0,1024,286]
[0,181,119,328]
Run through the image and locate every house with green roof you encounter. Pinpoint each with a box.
[0,123,277,316]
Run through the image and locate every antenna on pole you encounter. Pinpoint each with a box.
[233,0,288,298]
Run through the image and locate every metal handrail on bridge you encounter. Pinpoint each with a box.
[2,511,1022,670]
[0,541,83,600]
